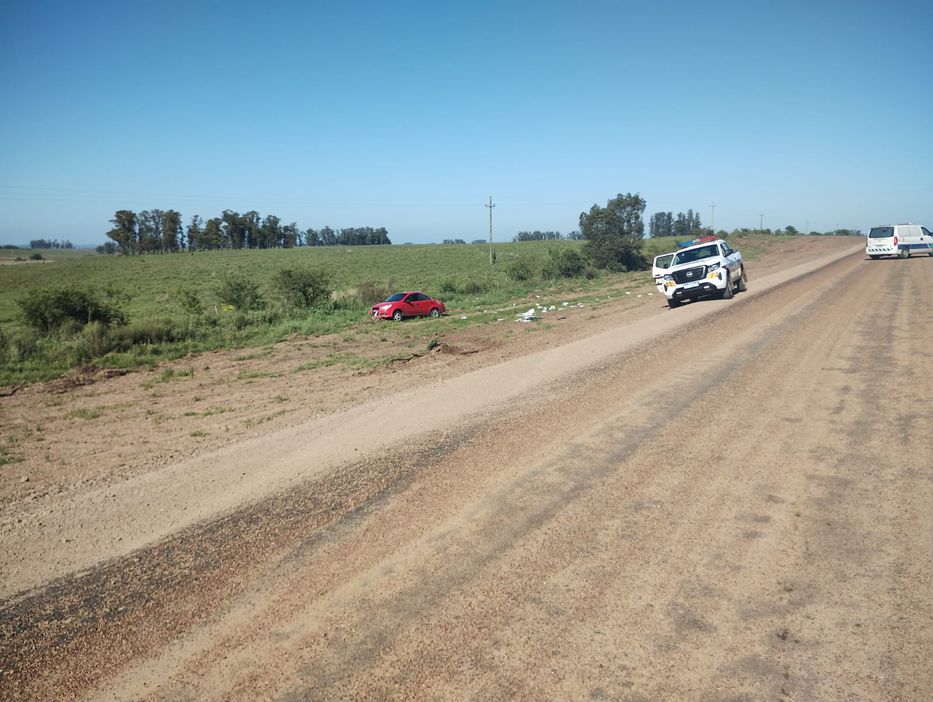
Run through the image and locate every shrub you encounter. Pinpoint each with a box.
[30,252,44,261]
[108,318,188,349]
[176,286,204,316]
[357,280,391,306]
[273,267,331,309]
[506,258,536,282]
[462,278,487,295]
[215,273,264,311]
[582,237,646,272]
[17,285,127,333]
[542,249,587,279]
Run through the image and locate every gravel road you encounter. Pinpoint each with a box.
[2,245,931,700]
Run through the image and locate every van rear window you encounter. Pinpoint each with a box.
[869,227,894,238]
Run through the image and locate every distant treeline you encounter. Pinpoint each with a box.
[648,211,704,238]
[30,239,74,249]
[512,230,584,242]
[104,209,391,254]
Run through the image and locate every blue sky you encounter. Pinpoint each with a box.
[1,0,931,246]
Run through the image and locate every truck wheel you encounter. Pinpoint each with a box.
[737,268,748,293]
[668,298,681,309]
[721,273,733,299]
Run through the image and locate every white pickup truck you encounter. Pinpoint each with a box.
[654,238,747,308]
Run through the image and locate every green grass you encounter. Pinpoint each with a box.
[0,237,794,385]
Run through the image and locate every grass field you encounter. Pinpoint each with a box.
[0,236,734,386]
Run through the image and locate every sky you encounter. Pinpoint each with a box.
[1,0,931,246]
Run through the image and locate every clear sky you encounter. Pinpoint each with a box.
[1,0,931,246]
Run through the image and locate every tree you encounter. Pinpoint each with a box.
[260,214,281,249]
[282,222,300,248]
[137,209,163,253]
[203,217,223,250]
[107,210,138,254]
[579,193,647,271]
[649,212,673,238]
[186,215,203,251]
[161,210,182,251]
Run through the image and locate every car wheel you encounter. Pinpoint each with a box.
[392,309,404,321]
[737,268,748,293]
[668,297,681,309]
[721,272,733,299]
[899,248,909,259]
[429,307,440,317]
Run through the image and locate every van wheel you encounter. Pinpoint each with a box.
[737,268,748,293]
[870,255,880,260]
[899,248,910,259]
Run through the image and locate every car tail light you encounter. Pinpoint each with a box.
[893,236,898,246]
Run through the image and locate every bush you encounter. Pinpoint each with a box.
[273,267,331,309]
[506,258,536,282]
[29,252,44,261]
[176,286,204,316]
[582,237,646,272]
[215,273,264,311]
[108,318,189,349]
[543,249,587,279]
[357,280,390,306]
[17,285,127,333]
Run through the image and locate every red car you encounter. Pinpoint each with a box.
[370,291,446,321]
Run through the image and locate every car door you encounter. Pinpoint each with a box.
[719,242,738,279]
[408,292,428,316]
[652,253,675,291]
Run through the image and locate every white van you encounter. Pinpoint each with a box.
[866,223,933,259]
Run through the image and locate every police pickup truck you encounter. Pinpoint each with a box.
[656,237,747,308]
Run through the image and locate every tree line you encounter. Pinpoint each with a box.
[105,209,391,254]
[512,230,585,242]
[648,210,705,238]
[30,239,74,249]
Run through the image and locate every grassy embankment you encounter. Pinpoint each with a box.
[0,236,726,386]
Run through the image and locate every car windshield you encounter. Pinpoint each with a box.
[385,293,406,302]
[672,245,718,266]
[868,227,894,239]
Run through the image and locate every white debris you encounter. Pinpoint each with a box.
[517,308,537,322]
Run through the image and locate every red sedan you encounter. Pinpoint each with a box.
[370,291,446,321]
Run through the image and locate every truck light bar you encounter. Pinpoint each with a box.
[676,235,717,248]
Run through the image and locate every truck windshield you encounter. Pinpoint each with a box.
[673,245,718,266]
[868,227,894,238]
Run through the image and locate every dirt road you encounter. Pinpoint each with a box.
[2,243,931,700]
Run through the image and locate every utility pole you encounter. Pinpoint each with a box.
[710,202,716,232]
[759,213,764,234]
[485,196,495,264]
